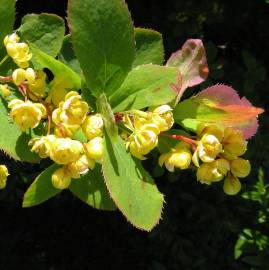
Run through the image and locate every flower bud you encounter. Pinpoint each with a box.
[67,155,95,179]
[0,165,9,189]
[223,128,247,159]
[82,114,104,140]
[149,105,174,132]
[50,138,84,165]
[8,99,47,131]
[12,68,26,85]
[51,167,71,189]
[85,137,104,161]
[230,158,251,178]
[223,173,241,195]
[0,84,11,97]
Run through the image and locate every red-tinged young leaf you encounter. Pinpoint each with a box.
[174,84,264,139]
[166,39,209,102]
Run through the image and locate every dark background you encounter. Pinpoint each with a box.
[0,0,269,269]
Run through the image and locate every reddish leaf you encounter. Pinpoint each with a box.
[195,84,264,138]
[166,39,209,102]
[174,84,263,139]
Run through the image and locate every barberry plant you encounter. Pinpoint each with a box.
[0,0,264,231]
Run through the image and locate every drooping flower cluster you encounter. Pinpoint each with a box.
[158,124,251,195]
[29,91,105,189]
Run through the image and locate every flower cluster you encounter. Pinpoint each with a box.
[28,91,105,189]
[0,33,105,190]
[159,124,251,195]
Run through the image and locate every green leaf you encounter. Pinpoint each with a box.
[0,0,15,52]
[68,0,135,97]
[97,93,118,139]
[18,13,65,57]
[58,34,82,76]
[110,64,180,112]
[133,28,164,67]
[30,43,81,90]
[0,97,39,162]
[69,165,116,211]
[23,164,61,207]
[102,132,164,231]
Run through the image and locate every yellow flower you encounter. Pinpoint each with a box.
[159,142,192,172]
[230,158,251,178]
[28,70,47,100]
[148,105,174,132]
[52,91,89,133]
[0,165,9,189]
[29,135,56,158]
[127,118,160,160]
[196,158,230,185]
[4,33,32,68]
[222,128,247,160]
[52,107,79,137]
[0,84,11,97]
[85,137,104,161]
[49,138,84,165]
[8,99,47,131]
[51,167,72,189]
[223,173,242,195]
[67,155,95,179]
[192,134,223,166]
[82,114,103,140]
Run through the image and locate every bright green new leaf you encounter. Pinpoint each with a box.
[0,0,15,53]
[19,13,65,57]
[0,97,39,163]
[69,165,116,211]
[23,164,61,207]
[30,44,81,90]
[102,132,164,231]
[58,35,82,76]
[68,0,135,97]
[110,64,180,112]
[133,28,164,67]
